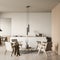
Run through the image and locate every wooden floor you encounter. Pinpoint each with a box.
[0,46,60,60]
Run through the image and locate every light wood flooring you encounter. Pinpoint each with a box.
[0,46,60,60]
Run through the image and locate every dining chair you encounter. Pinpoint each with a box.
[37,41,47,56]
[5,42,13,56]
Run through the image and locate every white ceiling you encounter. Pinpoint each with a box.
[0,0,60,12]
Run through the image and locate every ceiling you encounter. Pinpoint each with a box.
[0,0,60,12]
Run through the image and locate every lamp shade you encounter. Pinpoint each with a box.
[27,24,30,35]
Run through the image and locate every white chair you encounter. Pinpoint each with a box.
[37,41,42,54]
[37,41,47,56]
[5,42,13,56]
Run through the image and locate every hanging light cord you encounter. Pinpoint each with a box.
[26,6,30,26]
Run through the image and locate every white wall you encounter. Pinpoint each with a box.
[0,18,11,36]
[0,12,51,37]
[52,3,60,55]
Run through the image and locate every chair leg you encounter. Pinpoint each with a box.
[43,50,47,56]
[11,49,14,56]
[11,51,13,56]
[38,49,41,54]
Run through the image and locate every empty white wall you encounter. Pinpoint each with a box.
[0,18,11,36]
[0,12,51,37]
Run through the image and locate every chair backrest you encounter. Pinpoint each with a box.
[41,42,47,50]
[5,42,12,51]
[37,41,47,51]
[11,39,17,42]
[37,41,43,50]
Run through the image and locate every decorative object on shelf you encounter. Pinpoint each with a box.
[26,6,30,36]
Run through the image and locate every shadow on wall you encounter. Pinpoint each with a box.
[55,44,58,54]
